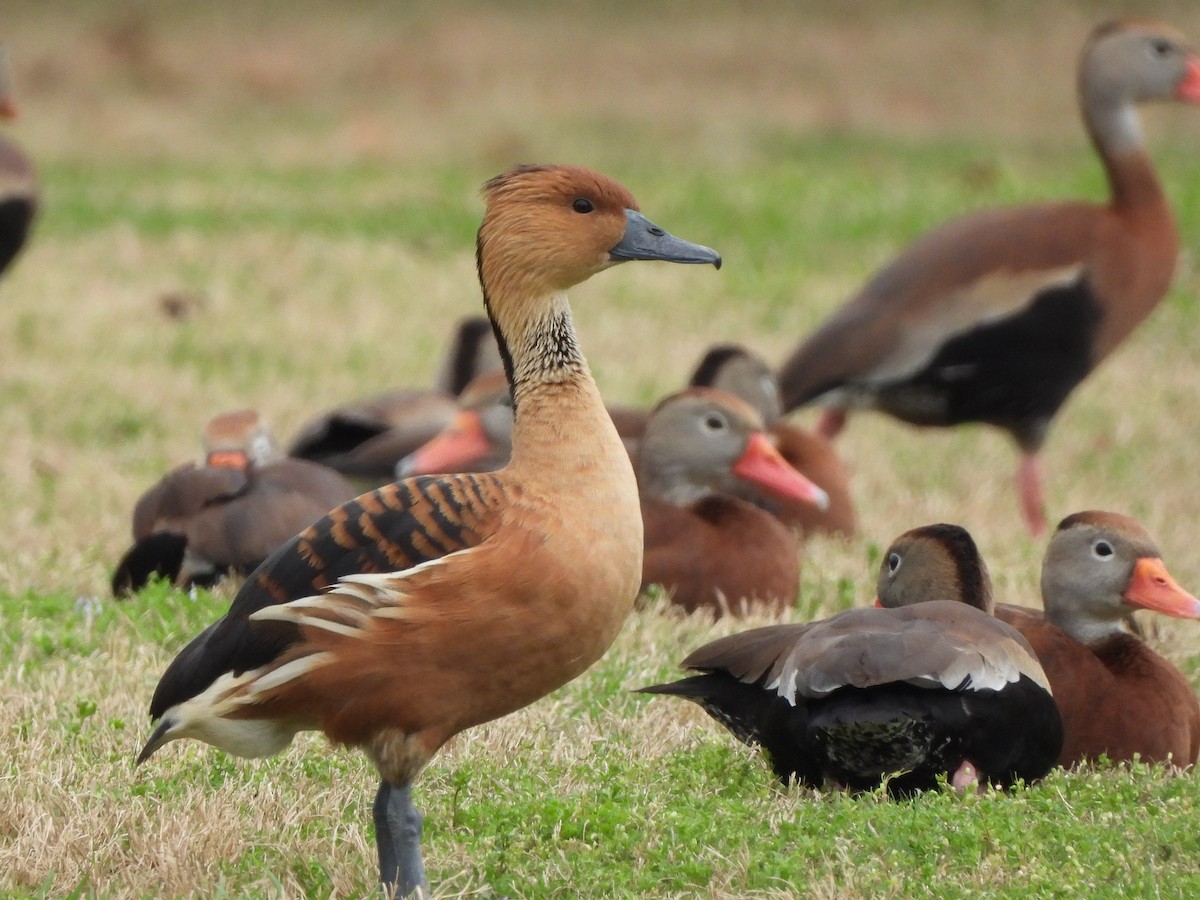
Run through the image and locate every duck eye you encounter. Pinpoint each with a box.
[1093,540,1114,559]
[888,553,902,574]
[703,414,726,431]
[572,198,594,214]
[1150,38,1172,56]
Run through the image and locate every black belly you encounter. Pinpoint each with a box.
[872,277,1103,449]
[646,669,1063,796]
[792,679,1063,797]
[0,197,35,276]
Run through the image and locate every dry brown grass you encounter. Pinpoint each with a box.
[7,1,1200,167]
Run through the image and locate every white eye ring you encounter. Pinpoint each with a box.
[888,553,902,574]
[1093,540,1114,560]
[703,413,726,431]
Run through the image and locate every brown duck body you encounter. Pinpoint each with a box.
[641,495,799,616]
[995,604,1200,767]
[138,165,721,897]
[777,20,1200,533]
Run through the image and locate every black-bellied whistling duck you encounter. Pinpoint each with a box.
[638,387,828,617]
[641,524,1062,796]
[395,367,647,478]
[777,20,1200,535]
[395,369,521,477]
[137,165,721,898]
[399,345,850,534]
[111,409,356,596]
[882,512,1200,769]
[287,315,502,483]
[0,45,37,278]
[403,383,824,616]
[689,344,855,537]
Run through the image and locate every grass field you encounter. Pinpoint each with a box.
[4,1,1200,896]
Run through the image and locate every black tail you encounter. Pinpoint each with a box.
[636,674,717,698]
[111,532,188,597]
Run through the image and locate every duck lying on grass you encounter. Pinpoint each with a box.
[642,523,1063,796]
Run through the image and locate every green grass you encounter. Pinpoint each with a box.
[6,1,1200,896]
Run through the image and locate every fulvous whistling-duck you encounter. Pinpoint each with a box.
[137,164,721,897]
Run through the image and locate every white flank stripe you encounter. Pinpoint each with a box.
[290,616,364,639]
[252,651,336,694]
[249,605,303,624]
[370,604,415,620]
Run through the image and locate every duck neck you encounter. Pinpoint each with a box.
[639,461,715,508]
[1044,592,1127,646]
[484,287,628,477]
[1081,87,1168,214]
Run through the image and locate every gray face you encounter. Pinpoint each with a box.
[1082,24,1195,107]
[638,393,763,506]
[1039,518,1153,626]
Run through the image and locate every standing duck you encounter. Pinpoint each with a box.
[287,315,502,483]
[638,387,828,617]
[641,524,1062,795]
[111,409,357,595]
[776,20,1200,534]
[0,45,37,278]
[137,165,721,898]
[689,344,855,536]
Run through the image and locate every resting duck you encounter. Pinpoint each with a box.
[688,344,855,536]
[638,387,828,616]
[137,165,721,898]
[402,382,827,616]
[0,45,37,278]
[399,345,851,537]
[111,409,356,595]
[287,315,502,483]
[777,19,1200,534]
[395,366,648,478]
[882,512,1200,769]
[641,523,1062,796]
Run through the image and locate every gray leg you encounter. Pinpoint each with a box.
[373,780,428,898]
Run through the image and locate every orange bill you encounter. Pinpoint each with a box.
[731,432,830,510]
[205,450,249,469]
[399,411,492,477]
[1124,557,1200,618]
[1178,56,1200,103]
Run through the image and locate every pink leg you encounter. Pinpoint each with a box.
[1017,452,1047,537]
[817,408,847,440]
[950,760,983,793]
